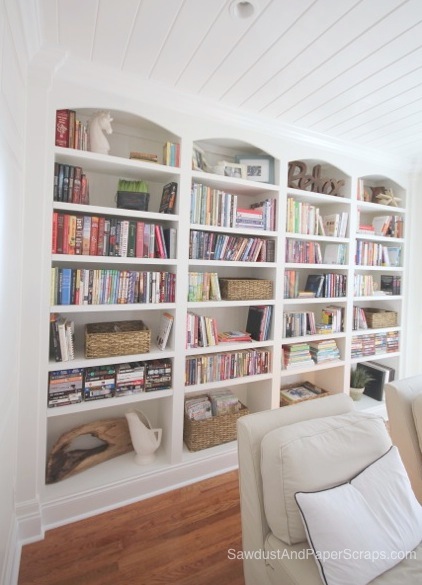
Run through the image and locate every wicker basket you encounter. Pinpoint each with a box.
[184,402,249,451]
[363,309,397,329]
[280,382,329,407]
[85,320,150,359]
[219,278,273,301]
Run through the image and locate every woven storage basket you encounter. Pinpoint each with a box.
[85,320,150,359]
[219,278,273,301]
[184,402,249,451]
[363,309,397,329]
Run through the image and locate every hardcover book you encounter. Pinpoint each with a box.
[156,312,174,350]
[159,182,177,214]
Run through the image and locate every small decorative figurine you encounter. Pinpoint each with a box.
[88,111,113,155]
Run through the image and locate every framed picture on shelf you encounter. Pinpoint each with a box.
[192,145,206,171]
[214,160,246,179]
[235,154,274,183]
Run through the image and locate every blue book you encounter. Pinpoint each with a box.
[60,268,72,305]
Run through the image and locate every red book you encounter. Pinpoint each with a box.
[55,109,75,147]
[56,213,64,254]
[136,222,145,258]
[89,216,99,256]
[80,173,89,205]
[52,212,58,253]
[62,214,70,254]
[154,225,167,259]
[97,217,105,256]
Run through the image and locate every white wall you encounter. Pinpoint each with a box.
[0,1,28,583]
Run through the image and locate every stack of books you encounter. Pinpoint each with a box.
[282,342,314,369]
[309,339,340,363]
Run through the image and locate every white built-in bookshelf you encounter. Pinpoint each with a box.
[40,108,407,524]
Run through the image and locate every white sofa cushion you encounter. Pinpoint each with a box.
[260,411,391,545]
[295,446,422,585]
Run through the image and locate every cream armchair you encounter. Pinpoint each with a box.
[237,393,422,585]
[385,376,422,503]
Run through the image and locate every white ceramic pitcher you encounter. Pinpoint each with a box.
[125,410,162,465]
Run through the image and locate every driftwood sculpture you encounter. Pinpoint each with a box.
[46,417,133,484]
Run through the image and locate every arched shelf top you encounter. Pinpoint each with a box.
[57,107,181,163]
[192,137,279,186]
[357,174,406,208]
[287,158,351,199]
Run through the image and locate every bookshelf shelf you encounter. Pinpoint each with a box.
[53,201,180,224]
[46,389,174,417]
[51,302,177,313]
[51,255,176,266]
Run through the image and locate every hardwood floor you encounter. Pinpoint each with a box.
[18,471,245,585]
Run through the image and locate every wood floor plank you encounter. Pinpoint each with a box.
[18,471,245,585]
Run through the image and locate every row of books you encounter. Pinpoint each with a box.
[50,314,75,362]
[286,199,348,238]
[185,304,273,349]
[51,268,176,306]
[355,241,401,267]
[282,339,341,369]
[189,230,275,262]
[185,388,241,420]
[286,240,323,264]
[163,141,180,167]
[55,109,88,150]
[190,184,276,230]
[351,331,400,358]
[187,272,221,301]
[283,305,344,338]
[54,163,89,204]
[52,212,176,259]
[48,359,172,408]
[357,214,404,238]
[186,312,218,348]
[185,348,272,386]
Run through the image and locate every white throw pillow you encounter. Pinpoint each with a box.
[295,446,422,585]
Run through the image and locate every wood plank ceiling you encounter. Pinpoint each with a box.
[37,0,422,160]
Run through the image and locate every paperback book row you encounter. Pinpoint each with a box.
[357,213,404,238]
[51,268,176,306]
[355,241,401,267]
[286,198,348,237]
[282,339,341,370]
[48,359,172,408]
[54,163,90,204]
[286,240,347,265]
[189,230,275,262]
[185,348,272,386]
[284,272,347,299]
[351,331,400,358]
[185,388,241,421]
[186,305,272,349]
[52,212,177,259]
[283,305,344,338]
[190,183,276,230]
